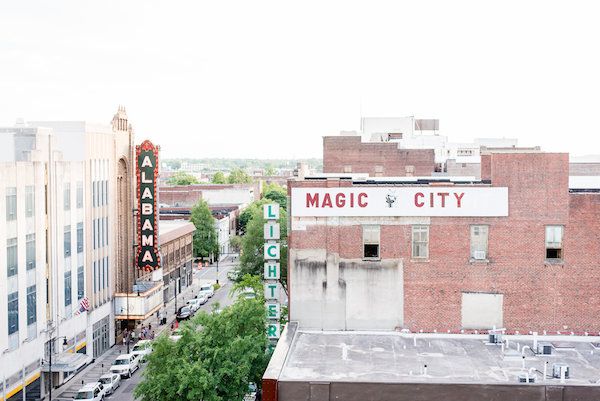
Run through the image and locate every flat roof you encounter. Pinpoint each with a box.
[278,329,600,386]
[158,220,195,244]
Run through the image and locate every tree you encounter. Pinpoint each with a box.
[211,171,226,184]
[239,203,288,292]
[264,165,276,176]
[230,274,264,301]
[190,200,218,260]
[134,298,270,401]
[229,235,242,253]
[227,168,253,184]
[263,182,287,210]
[167,171,199,185]
[238,202,261,235]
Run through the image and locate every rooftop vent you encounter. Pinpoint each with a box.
[489,333,503,344]
[518,374,535,383]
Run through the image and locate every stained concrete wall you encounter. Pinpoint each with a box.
[290,249,403,330]
[461,292,503,329]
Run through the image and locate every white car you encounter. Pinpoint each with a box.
[186,295,207,312]
[131,339,152,362]
[244,382,257,401]
[110,353,140,378]
[74,382,106,400]
[98,373,121,395]
[198,284,214,299]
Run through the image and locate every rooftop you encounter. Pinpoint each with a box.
[158,220,195,244]
[276,326,600,386]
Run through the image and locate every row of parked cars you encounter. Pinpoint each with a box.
[176,282,215,321]
[74,340,153,400]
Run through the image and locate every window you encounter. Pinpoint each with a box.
[6,187,16,221]
[362,225,380,259]
[77,222,83,253]
[104,180,108,205]
[25,186,35,217]
[64,183,71,210]
[104,257,109,289]
[64,271,72,307]
[64,225,71,257]
[546,225,564,260]
[93,261,97,292]
[8,291,18,335]
[76,181,83,208]
[77,265,84,300]
[26,233,36,270]
[412,225,429,259]
[92,181,96,207]
[7,237,17,276]
[343,165,352,173]
[27,285,36,325]
[470,225,489,260]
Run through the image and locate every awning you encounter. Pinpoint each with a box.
[41,352,91,372]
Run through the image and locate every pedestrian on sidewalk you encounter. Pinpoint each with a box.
[150,330,155,340]
[148,323,152,331]
[122,328,129,348]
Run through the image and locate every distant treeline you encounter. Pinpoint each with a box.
[163,158,322,172]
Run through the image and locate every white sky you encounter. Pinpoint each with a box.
[1,1,599,159]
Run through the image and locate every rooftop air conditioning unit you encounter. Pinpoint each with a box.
[518,374,535,383]
[473,251,486,260]
[552,363,570,379]
[537,342,552,355]
[489,333,502,344]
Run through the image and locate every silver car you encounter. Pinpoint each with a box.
[98,373,121,395]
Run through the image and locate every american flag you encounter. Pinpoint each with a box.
[74,297,90,315]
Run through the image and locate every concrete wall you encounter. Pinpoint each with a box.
[289,248,404,331]
[461,292,503,329]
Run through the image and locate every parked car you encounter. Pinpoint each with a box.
[244,382,257,401]
[198,283,215,298]
[74,382,106,400]
[186,294,207,312]
[241,287,256,299]
[131,339,153,362]
[97,373,121,395]
[176,305,192,321]
[110,353,140,378]
[227,269,241,281]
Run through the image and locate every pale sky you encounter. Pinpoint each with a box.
[1,1,599,159]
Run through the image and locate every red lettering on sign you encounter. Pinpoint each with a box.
[438,192,449,207]
[322,193,333,208]
[358,193,368,207]
[430,192,434,207]
[335,193,345,208]
[415,192,424,207]
[454,192,465,207]
[306,193,319,208]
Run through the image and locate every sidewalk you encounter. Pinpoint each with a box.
[54,269,210,399]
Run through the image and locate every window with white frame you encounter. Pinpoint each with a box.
[545,225,563,260]
[412,225,429,259]
[64,225,71,257]
[26,233,36,270]
[470,225,489,260]
[64,183,71,211]
[76,181,83,208]
[363,225,380,259]
[7,237,17,277]
[6,187,16,221]
[25,185,35,217]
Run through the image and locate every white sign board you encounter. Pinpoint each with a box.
[264,243,280,259]
[264,283,279,300]
[264,223,280,240]
[291,187,508,217]
[264,262,280,280]
[264,203,280,219]
[266,303,281,319]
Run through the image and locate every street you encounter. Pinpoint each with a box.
[53,257,239,401]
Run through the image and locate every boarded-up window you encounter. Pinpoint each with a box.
[343,165,352,173]
[363,225,380,259]
[470,225,488,259]
[462,292,503,329]
[412,225,429,259]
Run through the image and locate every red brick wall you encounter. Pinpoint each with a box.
[323,136,435,176]
[289,153,600,333]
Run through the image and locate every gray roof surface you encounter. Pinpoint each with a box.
[279,330,600,386]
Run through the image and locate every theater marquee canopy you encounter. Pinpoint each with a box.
[291,187,508,217]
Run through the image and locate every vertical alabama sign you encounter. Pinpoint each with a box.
[136,140,161,271]
[264,203,280,342]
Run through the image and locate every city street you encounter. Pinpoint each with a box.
[53,256,240,401]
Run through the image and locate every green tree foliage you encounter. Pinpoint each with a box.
[263,182,287,210]
[167,171,199,185]
[227,168,253,184]
[190,200,218,259]
[229,235,243,252]
[237,201,261,234]
[230,274,264,301]
[239,203,287,291]
[134,298,270,401]
[264,165,276,176]
[211,171,226,184]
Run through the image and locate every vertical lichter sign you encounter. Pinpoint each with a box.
[136,140,161,272]
[264,204,280,343]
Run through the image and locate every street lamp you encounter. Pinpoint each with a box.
[47,336,68,401]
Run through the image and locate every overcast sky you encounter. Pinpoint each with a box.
[1,1,599,159]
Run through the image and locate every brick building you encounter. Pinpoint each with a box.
[287,150,600,334]
[323,135,436,176]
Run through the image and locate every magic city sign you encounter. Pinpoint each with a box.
[136,140,161,271]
